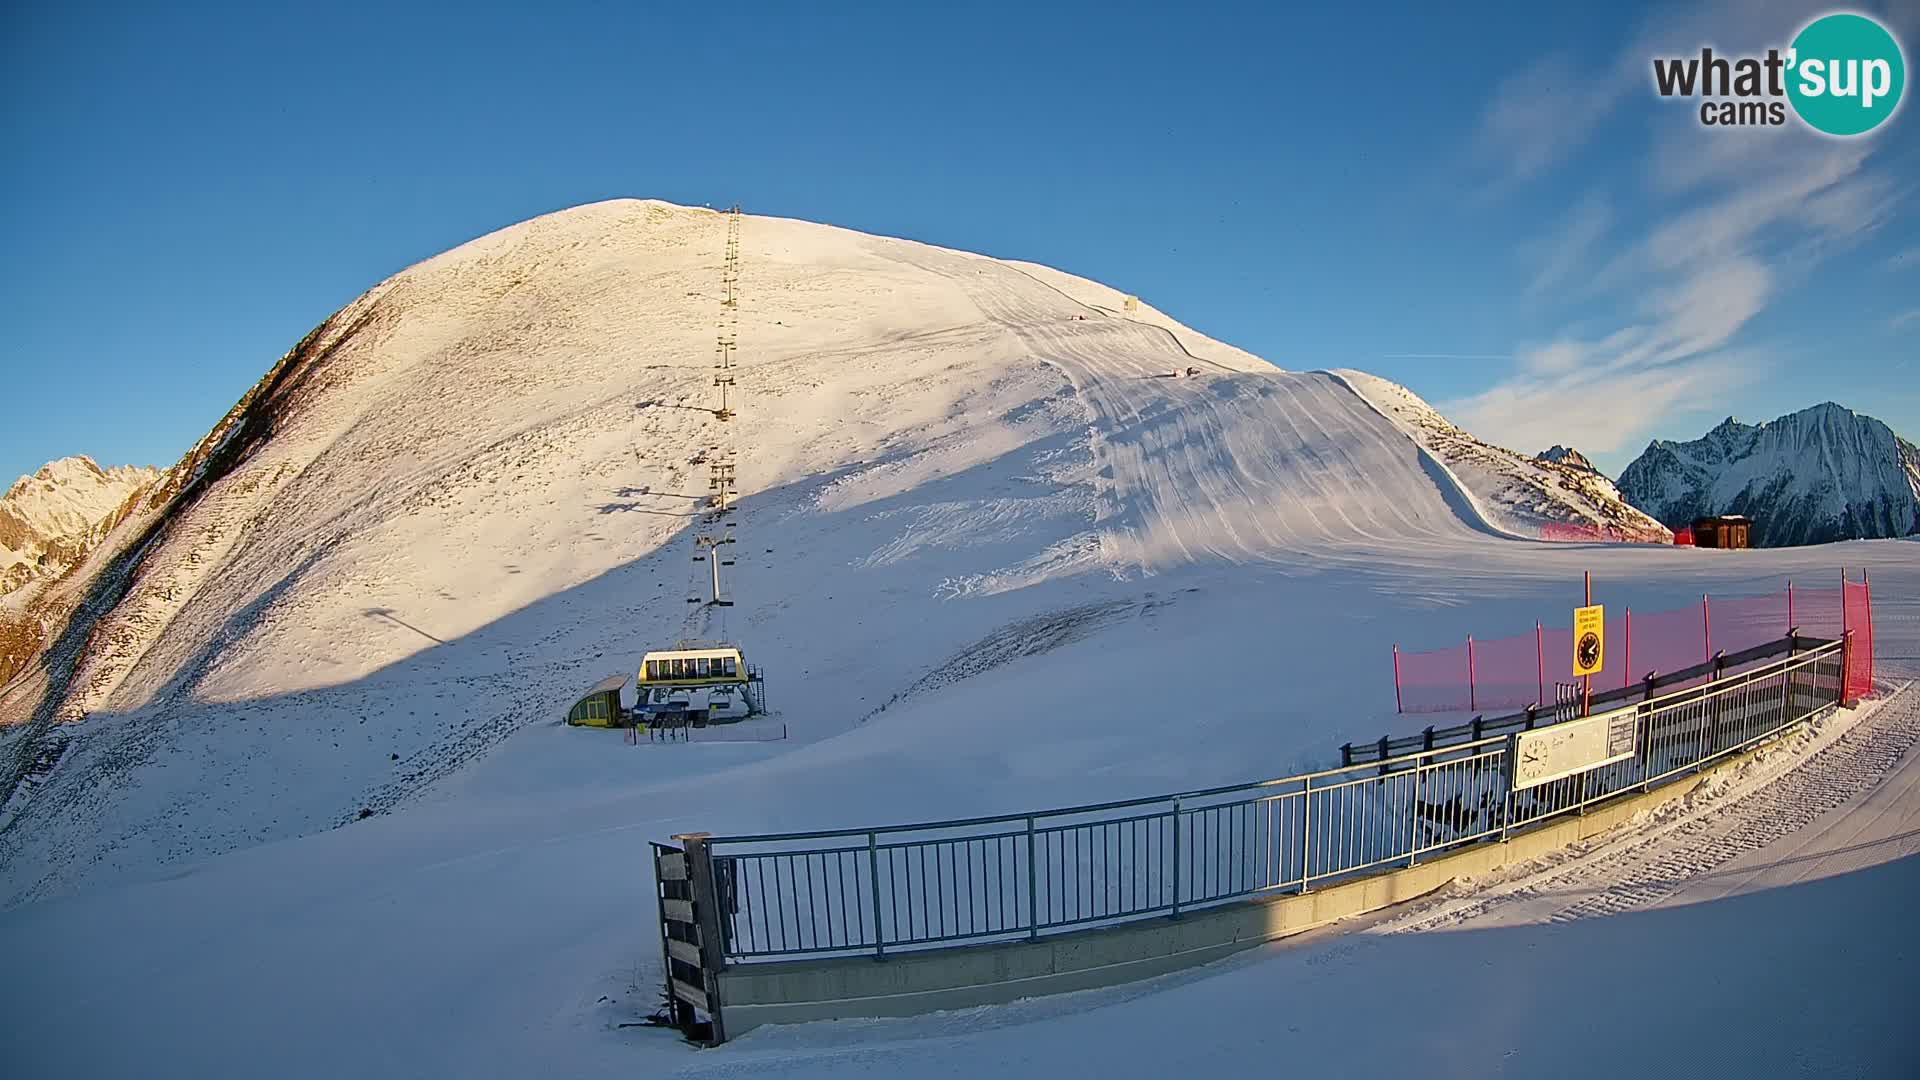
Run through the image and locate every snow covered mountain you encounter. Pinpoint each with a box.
[0,457,157,600]
[1335,372,1669,541]
[1617,404,1920,547]
[0,198,1688,904]
[1537,445,1599,474]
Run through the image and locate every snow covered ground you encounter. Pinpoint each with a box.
[0,544,1910,1079]
[0,201,1914,1077]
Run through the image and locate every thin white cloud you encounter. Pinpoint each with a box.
[1379,352,1514,362]
[1442,352,1758,458]
[1652,257,1773,358]
[1473,53,1636,184]
[1643,143,1870,268]
[1891,309,1920,331]
[1472,0,1861,188]
[1526,192,1614,297]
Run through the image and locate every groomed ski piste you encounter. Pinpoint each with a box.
[1,201,1914,1077]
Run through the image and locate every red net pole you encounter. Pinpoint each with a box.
[1866,570,1874,691]
[1702,593,1712,665]
[1841,567,1849,646]
[1535,622,1544,706]
[1787,580,1795,634]
[1468,636,1477,712]
[1866,568,1881,684]
[1393,645,1403,714]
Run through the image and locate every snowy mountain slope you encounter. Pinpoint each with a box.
[0,199,1528,902]
[1336,370,1670,540]
[0,457,157,600]
[1618,404,1920,546]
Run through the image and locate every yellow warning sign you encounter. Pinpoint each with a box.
[1572,604,1605,677]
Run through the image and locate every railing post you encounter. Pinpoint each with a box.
[1298,779,1312,894]
[1642,673,1658,791]
[866,831,885,960]
[1408,752,1422,867]
[676,832,728,1044]
[1840,630,1854,708]
[1340,743,1352,768]
[1025,816,1039,941]
[1499,743,1513,842]
[1787,629,1800,722]
[1703,651,1726,765]
[1170,799,1183,917]
[1377,735,1390,777]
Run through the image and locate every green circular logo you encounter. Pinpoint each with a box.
[1787,13,1906,135]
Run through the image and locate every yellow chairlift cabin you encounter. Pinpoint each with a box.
[636,641,760,724]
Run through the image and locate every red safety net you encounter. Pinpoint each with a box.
[1538,522,1671,544]
[1845,577,1874,700]
[1394,642,1472,713]
[1672,527,1695,546]
[1392,578,1874,713]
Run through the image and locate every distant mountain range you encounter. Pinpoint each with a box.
[1,457,158,600]
[1617,403,1920,547]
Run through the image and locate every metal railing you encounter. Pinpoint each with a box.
[699,637,1848,963]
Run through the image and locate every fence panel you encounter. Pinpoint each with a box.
[1712,592,1790,658]
[1393,584,1864,714]
[1472,631,1543,711]
[1397,643,1472,713]
[702,641,1848,964]
[1845,579,1873,698]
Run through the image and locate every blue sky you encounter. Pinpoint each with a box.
[3,0,1916,484]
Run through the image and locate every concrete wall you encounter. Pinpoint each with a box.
[716,763,1730,1036]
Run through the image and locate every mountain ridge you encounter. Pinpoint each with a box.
[1,456,159,601]
[1617,402,1920,546]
